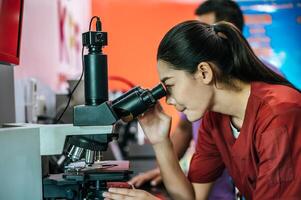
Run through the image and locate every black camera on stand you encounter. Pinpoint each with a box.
[82,17,108,106]
[82,30,107,48]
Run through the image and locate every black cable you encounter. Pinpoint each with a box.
[55,46,84,123]
[89,16,100,31]
[55,16,100,124]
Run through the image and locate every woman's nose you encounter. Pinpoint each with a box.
[166,95,176,105]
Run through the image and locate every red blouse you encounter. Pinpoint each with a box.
[188,82,301,199]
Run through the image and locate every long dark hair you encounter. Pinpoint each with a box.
[157,20,295,90]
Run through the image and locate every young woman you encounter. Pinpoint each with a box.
[103,20,301,200]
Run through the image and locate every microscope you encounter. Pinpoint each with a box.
[67,16,166,166]
[0,17,165,200]
[43,17,166,200]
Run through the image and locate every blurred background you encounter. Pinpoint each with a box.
[1,0,300,127]
[0,0,300,198]
[1,0,300,166]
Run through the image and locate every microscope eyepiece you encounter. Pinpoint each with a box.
[112,83,166,122]
[150,83,167,100]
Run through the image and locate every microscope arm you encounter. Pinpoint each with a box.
[39,124,113,155]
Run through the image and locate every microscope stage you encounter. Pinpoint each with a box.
[43,161,132,199]
[63,160,131,181]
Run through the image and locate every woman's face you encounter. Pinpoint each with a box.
[157,60,214,122]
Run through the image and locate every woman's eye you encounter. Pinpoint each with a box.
[166,85,173,94]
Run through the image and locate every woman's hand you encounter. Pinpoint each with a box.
[138,103,172,145]
[103,188,159,200]
[128,168,162,187]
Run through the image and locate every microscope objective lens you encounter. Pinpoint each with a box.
[95,151,103,162]
[67,145,76,158]
[71,146,84,162]
[85,149,95,165]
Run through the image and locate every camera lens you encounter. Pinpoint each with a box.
[96,33,103,42]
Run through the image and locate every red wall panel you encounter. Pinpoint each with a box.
[0,0,23,65]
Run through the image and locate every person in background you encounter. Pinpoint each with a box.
[129,1,244,199]
[103,18,301,200]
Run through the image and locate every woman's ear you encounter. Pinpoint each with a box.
[194,62,213,84]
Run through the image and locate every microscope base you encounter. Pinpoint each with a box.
[43,160,132,200]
